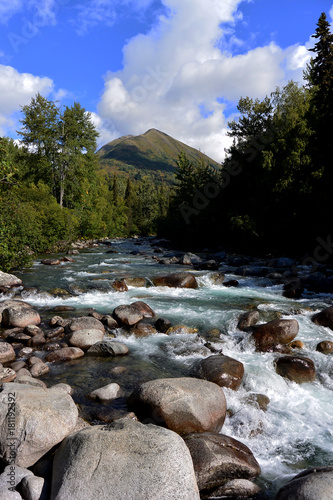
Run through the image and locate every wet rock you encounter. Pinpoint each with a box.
[102,315,119,329]
[45,347,84,362]
[0,383,78,467]
[237,310,259,331]
[2,307,41,329]
[28,334,46,347]
[184,432,261,491]
[130,321,158,337]
[204,479,261,499]
[89,311,104,321]
[24,325,44,337]
[49,316,70,328]
[15,376,47,388]
[244,393,270,411]
[223,280,239,287]
[210,272,225,285]
[166,324,198,335]
[275,355,316,383]
[312,305,333,330]
[61,256,75,263]
[252,319,299,351]
[275,466,333,500]
[65,316,105,334]
[155,317,172,333]
[128,377,226,435]
[17,368,33,378]
[46,327,65,339]
[152,272,198,289]
[11,360,27,371]
[190,354,244,391]
[52,305,76,312]
[131,301,155,318]
[124,277,147,287]
[6,331,31,344]
[51,418,200,500]
[88,383,121,402]
[112,280,128,292]
[283,279,304,299]
[112,304,143,326]
[0,342,16,363]
[41,259,60,265]
[87,341,129,356]
[196,260,219,271]
[180,253,202,265]
[316,340,333,354]
[69,328,104,349]
[43,342,62,352]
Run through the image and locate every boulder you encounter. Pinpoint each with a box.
[0,383,78,467]
[166,325,198,335]
[0,465,33,495]
[21,475,48,500]
[152,272,198,289]
[127,377,226,435]
[86,341,129,356]
[0,367,16,382]
[204,479,261,499]
[0,342,16,363]
[131,301,155,318]
[88,383,121,402]
[65,317,105,334]
[223,280,239,287]
[51,418,200,500]
[0,271,22,289]
[237,310,259,331]
[184,432,261,491]
[180,253,202,265]
[252,319,299,351]
[124,277,147,287]
[210,272,225,285]
[130,322,158,337]
[196,260,219,271]
[41,259,60,265]
[102,315,119,329]
[69,329,104,349]
[312,305,333,330]
[112,280,128,292]
[155,317,172,333]
[45,347,84,363]
[275,466,333,500]
[275,356,316,383]
[316,341,333,354]
[29,361,50,378]
[112,304,143,326]
[2,308,41,329]
[190,354,244,391]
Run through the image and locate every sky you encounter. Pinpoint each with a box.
[0,0,332,162]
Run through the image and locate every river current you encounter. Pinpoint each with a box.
[7,237,333,498]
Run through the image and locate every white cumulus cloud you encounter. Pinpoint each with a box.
[96,0,310,161]
[0,64,53,135]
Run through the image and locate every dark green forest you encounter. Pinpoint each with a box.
[1,12,332,270]
[163,12,333,258]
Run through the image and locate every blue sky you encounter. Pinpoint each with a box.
[0,0,332,161]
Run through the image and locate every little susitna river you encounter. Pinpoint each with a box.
[8,237,333,498]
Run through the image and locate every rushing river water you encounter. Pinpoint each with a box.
[6,238,333,498]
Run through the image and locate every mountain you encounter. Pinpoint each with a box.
[97,128,220,182]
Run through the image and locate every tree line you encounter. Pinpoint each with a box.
[162,12,333,258]
[0,97,170,271]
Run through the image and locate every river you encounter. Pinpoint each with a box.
[7,237,333,498]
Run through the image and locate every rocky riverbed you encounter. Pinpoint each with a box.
[0,237,333,499]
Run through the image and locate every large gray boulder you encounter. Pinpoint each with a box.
[51,418,200,500]
[275,466,333,499]
[65,316,105,334]
[184,432,261,492]
[112,304,144,326]
[127,377,226,435]
[86,341,129,356]
[2,307,41,329]
[0,383,78,467]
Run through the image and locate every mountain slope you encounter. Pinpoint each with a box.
[97,129,220,181]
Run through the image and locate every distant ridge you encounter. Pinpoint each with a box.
[97,128,220,181]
